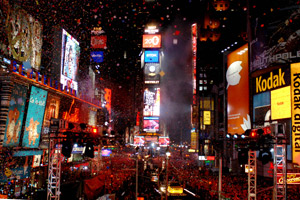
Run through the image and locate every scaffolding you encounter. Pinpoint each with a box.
[273,143,286,200]
[47,133,63,200]
[248,150,257,200]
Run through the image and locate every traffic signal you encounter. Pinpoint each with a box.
[62,140,73,158]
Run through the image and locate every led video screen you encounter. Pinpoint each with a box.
[144,50,159,63]
[143,87,160,116]
[143,116,159,132]
[60,29,80,91]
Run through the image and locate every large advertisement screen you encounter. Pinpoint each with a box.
[142,34,162,48]
[60,29,80,91]
[159,137,170,147]
[22,86,48,148]
[134,136,145,146]
[227,44,250,134]
[144,50,159,63]
[5,5,43,71]
[143,87,160,116]
[249,0,300,72]
[3,84,28,147]
[271,86,291,120]
[143,116,159,132]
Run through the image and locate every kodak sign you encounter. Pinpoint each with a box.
[255,68,288,93]
[291,63,300,165]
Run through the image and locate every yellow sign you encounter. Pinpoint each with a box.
[256,68,286,93]
[191,131,197,149]
[271,86,291,120]
[203,111,211,125]
[291,63,300,165]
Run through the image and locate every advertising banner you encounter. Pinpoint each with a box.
[227,44,250,134]
[142,34,162,48]
[134,136,145,146]
[0,156,32,182]
[191,129,197,149]
[203,111,211,125]
[159,137,170,147]
[143,87,160,116]
[271,86,291,120]
[91,51,104,63]
[277,173,300,184]
[22,86,48,148]
[60,29,80,91]
[249,1,300,72]
[291,63,300,165]
[253,66,290,95]
[6,5,43,71]
[144,50,159,63]
[143,116,159,132]
[3,84,27,147]
[91,35,107,49]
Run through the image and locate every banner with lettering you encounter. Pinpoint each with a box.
[249,0,300,72]
[277,173,300,184]
[22,86,48,148]
[291,63,300,165]
[3,84,28,147]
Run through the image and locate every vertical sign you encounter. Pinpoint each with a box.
[227,44,250,134]
[191,129,197,150]
[104,88,111,123]
[291,63,300,165]
[3,84,28,147]
[192,23,197,105]
[22,86,48,148]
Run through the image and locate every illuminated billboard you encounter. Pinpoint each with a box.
[143,116,159,132]
[142,34,162,48]
[91,35,107,49]
[3,84,28,147]
[22,86,48,148]
[101,149,112,157]
[291,63,300,165]
[143,87,160,116]
[134,136,145,146]
[227,44,250,134]
[144,50,159,63]
[6,6,43,71]
[271,86,291,120]
[91,51,104,63]
[159,137,170,147]
[60,29,80,91]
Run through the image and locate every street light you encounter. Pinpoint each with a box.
[165,148,171,200]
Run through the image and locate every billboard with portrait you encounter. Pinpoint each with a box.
[60,29,80,91]
[143,87,160,116]
[227,44,250,134]
[22,86,48,148]
[249,0,300,72]
[143,116,159,132]
[3,84,28,147]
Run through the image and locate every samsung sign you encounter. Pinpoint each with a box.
[91,51,104,63]
[145,50,159,63]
